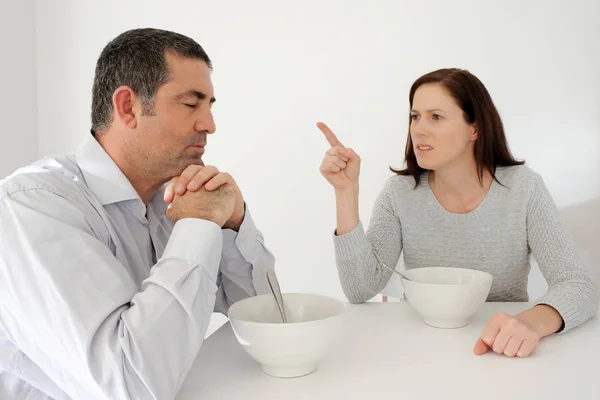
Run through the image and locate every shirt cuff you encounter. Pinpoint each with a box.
[161,218,223,282]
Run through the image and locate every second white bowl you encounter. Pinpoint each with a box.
[402,267,493,328]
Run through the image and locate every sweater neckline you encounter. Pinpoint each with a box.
[422,170,500,222]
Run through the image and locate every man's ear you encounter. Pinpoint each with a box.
[112,86,139,129]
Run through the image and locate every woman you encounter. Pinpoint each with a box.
[318,68,599,358]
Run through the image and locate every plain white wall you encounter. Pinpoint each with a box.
[34,0,600,312]
[0,0,38,178]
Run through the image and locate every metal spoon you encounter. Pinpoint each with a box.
[266,270,287,323]
[379,262,412,281]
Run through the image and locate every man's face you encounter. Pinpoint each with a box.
[133,52,216,179]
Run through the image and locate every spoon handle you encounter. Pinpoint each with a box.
[379,262,411,281]
[267,270,287,323]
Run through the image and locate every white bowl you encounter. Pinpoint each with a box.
[227,293,346,378]
[402,267,493,328]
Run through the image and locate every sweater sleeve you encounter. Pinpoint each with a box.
[527,173,599,333]
[333,178,403,303]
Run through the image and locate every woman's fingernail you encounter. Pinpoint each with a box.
[164,189,171,201]
[175,184,185,193]
[483,337,492,345]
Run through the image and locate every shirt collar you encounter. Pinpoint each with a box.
[75,134,141,206]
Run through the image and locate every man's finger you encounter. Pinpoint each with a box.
[317,122,343,147]
[163,177,178,203]
[177,165,203,194]
[187,166,220,190]
[205,173,232,191]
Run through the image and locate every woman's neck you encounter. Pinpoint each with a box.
[429,158,493,213]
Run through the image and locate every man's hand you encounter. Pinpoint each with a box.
[166,185,235,227]
[164,165,245,230]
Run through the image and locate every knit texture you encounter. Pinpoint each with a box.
[333,165,599,332]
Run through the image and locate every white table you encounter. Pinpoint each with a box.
[176,302,600,400]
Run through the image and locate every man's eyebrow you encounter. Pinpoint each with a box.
[175,90,216,103]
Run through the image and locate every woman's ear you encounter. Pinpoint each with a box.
[470,123,478,142]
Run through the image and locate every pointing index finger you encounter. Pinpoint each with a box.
[317,122,343,147]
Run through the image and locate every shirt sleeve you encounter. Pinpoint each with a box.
[214,205,275,314]
[0,188,223,399]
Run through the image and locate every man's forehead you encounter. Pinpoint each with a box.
[160,64,213,99]
[164,53,213,85]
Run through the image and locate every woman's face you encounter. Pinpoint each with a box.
[409,83,477,171]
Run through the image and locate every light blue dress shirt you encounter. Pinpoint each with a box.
[0,135,275,399]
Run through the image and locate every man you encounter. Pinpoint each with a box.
[0,28,275,399]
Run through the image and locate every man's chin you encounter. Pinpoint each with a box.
[184,157,204,167]
[171,156,205,177]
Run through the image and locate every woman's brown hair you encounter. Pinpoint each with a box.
[392,68,524,186]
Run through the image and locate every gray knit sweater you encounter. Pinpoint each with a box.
[333,165,599,332]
